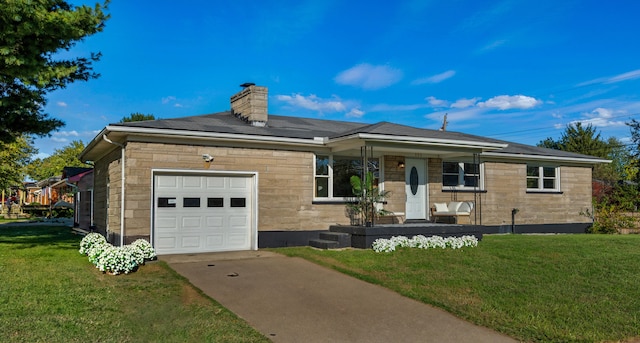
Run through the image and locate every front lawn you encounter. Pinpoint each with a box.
[275,234,640,343]
[0,226,268,343]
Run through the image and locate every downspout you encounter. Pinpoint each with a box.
[102,135,125,246]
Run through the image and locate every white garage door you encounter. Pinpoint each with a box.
[153,173,255,255]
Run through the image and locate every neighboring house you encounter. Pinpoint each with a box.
[79,84,608,255]
[65,167,94,229]
[35,177,62,206]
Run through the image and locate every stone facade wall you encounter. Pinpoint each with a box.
[482,161,591,225]
[94,143,594,244]
[105,142,354,241]
[427,159,592,226]
[93,148,122,243]
[382,155,406,216]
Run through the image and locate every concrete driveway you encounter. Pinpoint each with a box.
[161,251,516,343]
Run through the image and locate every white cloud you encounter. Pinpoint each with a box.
[578,69,640,87]
[426,96,448,107]
[57,101,68,107]
[478,95,541,110]
[346,108,365,118]
[477,39,507,54]
[425,107,485,126]
[276,93,346,112]
[412,70,456,85]
[573,107,627,128]
[55,130,80,137]
[334,63,403,90]
[607,69,640,83]
[451,97,480,109]
[368,103,429,112]
[162,96,176,104]
[51,137,68,143]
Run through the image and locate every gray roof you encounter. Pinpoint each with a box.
[111,111,605,162]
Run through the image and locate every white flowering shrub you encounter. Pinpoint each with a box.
[131,239,157,260]
[79,233,107,255]
[372,235,479,253]
[94,245,140,275]
[79,235,156,275]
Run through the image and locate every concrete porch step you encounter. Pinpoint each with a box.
[309,231,351,249]
[309,239,340,249]
[319,232,351,247]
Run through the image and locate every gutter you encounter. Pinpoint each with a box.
[329,133,509,150]
[102,134,126,247]
[481,151,611,164]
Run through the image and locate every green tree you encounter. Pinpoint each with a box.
[119,113,157,123]
[538,122,626,181]
[0,1,109,143]
[625,119,640,182]
[537,137,561,150]
[26,140,90,181]
[0,136,37,191]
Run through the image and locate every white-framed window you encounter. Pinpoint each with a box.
[527,165,560,191]
[314,155,380,200]
[442,161,483,190]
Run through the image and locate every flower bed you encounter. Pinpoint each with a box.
[79,233,157,275]
[372,234,478,253]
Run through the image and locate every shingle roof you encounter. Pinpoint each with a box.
[112,111,363,140]
[111,111,605,162]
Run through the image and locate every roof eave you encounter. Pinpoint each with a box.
[329,133,508,150]
[481,151,611,164]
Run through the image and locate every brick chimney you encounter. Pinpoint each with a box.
[230,83,268,127]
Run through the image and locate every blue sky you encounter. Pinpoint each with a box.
[37,0,640,158]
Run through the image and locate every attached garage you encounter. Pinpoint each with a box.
[152,170,258,255]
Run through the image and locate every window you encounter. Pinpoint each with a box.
[314,155,379,199]
[183,197,201,207]
[158,197,177,208]
[207,198,224,207]
[527,165,559,191]
[442,162,481,189]
[230,198,246,207]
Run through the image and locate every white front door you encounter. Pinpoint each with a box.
[405,158,427,220]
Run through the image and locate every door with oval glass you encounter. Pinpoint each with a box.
[405,158,427,220]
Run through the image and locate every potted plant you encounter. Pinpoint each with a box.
[346,172,391,226]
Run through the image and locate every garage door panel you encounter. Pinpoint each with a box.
[156,217,178,230]
[229,215,248,227]
[181,216,202,229]
[157,175,178,189]
[154,174,254,255]
[205,216,224,228]
[229,177,249,189]
[206,177,225,189]
[205,235,224,247]
[181,236,201,248]
[156,236,177,250]
[182,176,203,188]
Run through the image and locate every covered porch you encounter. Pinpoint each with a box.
[323,127,507,227]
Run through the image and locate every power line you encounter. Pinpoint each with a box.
[486,112,640,141]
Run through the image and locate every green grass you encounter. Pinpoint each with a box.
[274,235,640,343]
[0,226,268,343]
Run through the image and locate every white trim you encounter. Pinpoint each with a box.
[150,168,259,252]
[312,154,381,201]
[526,165,561,192]
[441,161,485,191]
[329,133,508,150]
[107,126,325,147]
[482,151,610,164]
